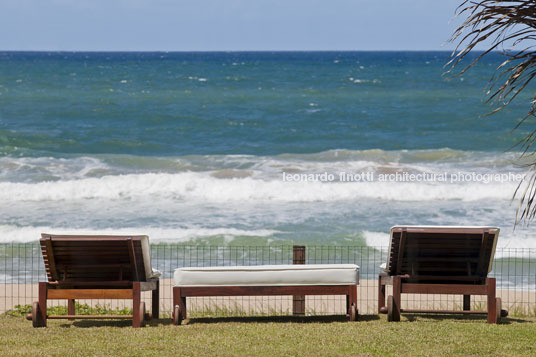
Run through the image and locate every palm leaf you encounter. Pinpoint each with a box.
[447,0,536,226]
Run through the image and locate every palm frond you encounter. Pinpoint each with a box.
[448,0,536,226]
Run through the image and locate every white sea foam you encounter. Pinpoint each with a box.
[363,231,390,247]
[0,149,530,248]
[0,225,279,243]
[0,171,522,203]
[3,171,525,202]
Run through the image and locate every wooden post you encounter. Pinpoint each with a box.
[463,295,470,311]
[292,245,306,316]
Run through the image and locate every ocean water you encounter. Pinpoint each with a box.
[0,51,534,248]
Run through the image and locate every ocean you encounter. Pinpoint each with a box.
[0,51,534,248]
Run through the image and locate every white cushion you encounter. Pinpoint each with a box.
[173,264,359,287]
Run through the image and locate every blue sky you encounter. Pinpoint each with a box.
[1,0,470,51]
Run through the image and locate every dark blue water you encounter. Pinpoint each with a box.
[0,51,531,157]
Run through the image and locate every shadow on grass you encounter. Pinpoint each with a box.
[59,320,133,328]
[402,313,526,325]
[52,313,380,328]
[58,317,172,328]
[186,314,380,325]
[46,312,524,328]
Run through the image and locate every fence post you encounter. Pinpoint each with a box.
[292,245,306,316]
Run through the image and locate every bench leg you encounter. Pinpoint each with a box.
[392,276,401,322]
[38,282,47,327]
[152,280,160,319]
[378,276,386,314]
[68,299,75,321]
[348,285,358,321]
[132,282,141,328]
[173,287,187,321]
[181,296,187,320]
[487,278,497,324]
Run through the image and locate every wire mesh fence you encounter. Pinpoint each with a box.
[1,243,535,317]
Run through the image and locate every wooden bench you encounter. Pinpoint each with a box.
[172,264,360,324]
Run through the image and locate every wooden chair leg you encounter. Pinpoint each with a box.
[68,299,75,321]
[487,278,497,324]
[38,282,47,327]
[132,282,141,328]
[392,276,401,321]
[181,296,187,320]
[378,276,386,314]
[152,280,160,319]
[463,295,470,311]
[351,285,358,321]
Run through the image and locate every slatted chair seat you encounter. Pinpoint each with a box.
[28,234,160,328]
[378,226,507,324]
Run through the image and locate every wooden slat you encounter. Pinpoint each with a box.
[127,238,139,281]
[404,275,485,281]
[42,234,146,240]
[47,289,133,299]
[399,267,476,273]
[44,238,58,281]
[56,264,132,269]
[49,281,132,287]
[475,231,489,275]
[391,227,498,235]
[395,229,406,275]
[53,248,131,253]
[401,283,487,295]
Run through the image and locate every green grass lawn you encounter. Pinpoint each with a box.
[1,314,535,356]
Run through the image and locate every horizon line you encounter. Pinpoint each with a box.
[0,49,495,54]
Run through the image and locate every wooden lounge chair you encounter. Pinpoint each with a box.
[378,226,507,324]
[27,234,160,328]
[172,264,359,325]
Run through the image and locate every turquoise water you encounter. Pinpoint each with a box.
[0,51,534,248]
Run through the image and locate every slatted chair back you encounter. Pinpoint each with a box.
[40,234,148,284]
[386,226,499,284]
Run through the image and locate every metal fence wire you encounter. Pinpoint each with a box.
[1,244,535,317]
